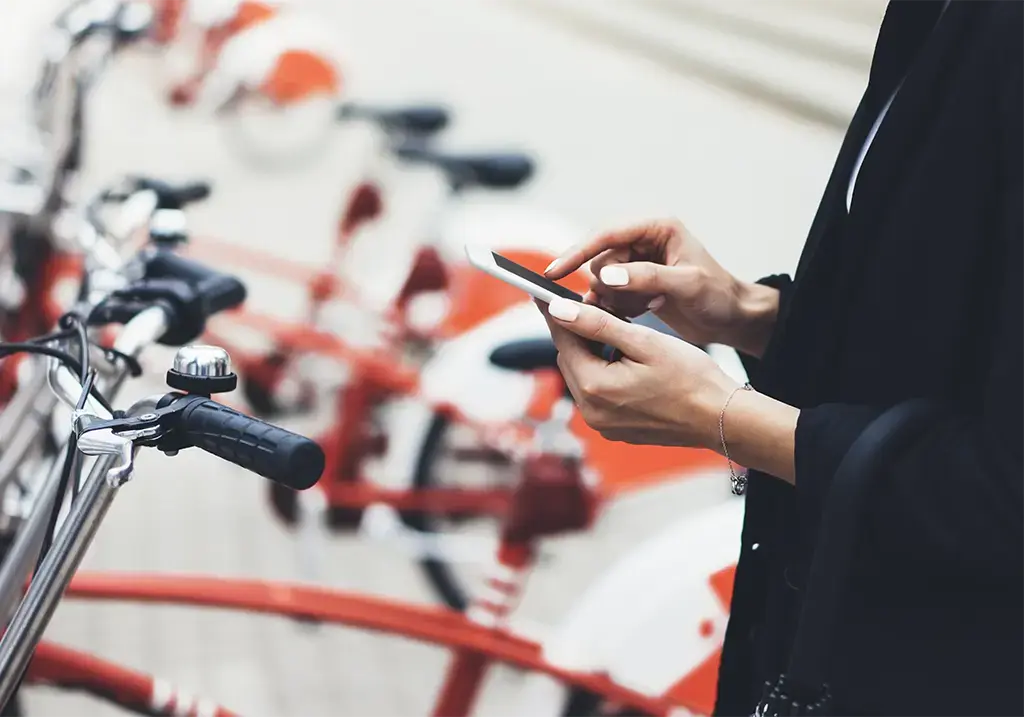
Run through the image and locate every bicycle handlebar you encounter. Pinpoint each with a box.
[163,181,211,207]
[0,224,313,707]
[89,247,247,345]
[105,177,213,210]
[142,249,245,310]
[159,394,324,490]
[0,0,307,700]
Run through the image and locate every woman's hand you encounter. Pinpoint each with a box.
[539,298,738,448]
[540,297,800,482]
[545,219,780,358]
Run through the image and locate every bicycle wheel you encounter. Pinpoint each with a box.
[404,411,515,612]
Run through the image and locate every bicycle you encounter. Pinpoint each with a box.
[0,165,324,716]
[194,212,730,614]
[186,132,733,611]
[188,108,544,417]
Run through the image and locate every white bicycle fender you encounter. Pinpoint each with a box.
[542,497,744,695]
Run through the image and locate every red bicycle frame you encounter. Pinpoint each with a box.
[27,641,238,717]
[58,572,696,716]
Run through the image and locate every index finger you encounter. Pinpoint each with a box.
[545,227,649,279]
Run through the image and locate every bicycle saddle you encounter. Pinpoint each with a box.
[337,102,450,136]
[489,338,559,372]
[395,144,535,190]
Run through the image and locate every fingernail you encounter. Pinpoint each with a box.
[547,297,580,322]
[600,265,629,287]
[544,259,560,274]
[648,296,666,311]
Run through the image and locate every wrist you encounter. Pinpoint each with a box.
[727,281,780,358]
[717,388,799,484]
[691,372,742,451]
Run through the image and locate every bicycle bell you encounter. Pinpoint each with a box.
[166,344,238,395]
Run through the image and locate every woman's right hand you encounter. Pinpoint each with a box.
[544,219,780,358]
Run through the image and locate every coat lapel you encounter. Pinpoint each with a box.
[757,57,888,393]
[757,1,971,401]
[844,1,979,228]
[787,0,947,287]
[827,0,985,352]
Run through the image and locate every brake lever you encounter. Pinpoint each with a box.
[72,403,180,486]
[72,412,136,487]
[74,404,177,444]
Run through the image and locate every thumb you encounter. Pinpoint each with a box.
[547,298,654,361]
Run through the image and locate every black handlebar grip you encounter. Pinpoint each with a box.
[145,251,246,314]
[172,181,212,206]
[175,396,324,490]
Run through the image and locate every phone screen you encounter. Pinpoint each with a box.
[490,251,626,362]
[491,251,584,302]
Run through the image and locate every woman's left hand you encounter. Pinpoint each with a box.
[539,297,739,448]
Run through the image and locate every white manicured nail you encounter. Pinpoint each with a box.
[544,259,559,274]
[600,265,629,286]
[647,296,666,311]
[547,297,580,322]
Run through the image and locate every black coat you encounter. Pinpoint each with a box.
[714,2,1023,715]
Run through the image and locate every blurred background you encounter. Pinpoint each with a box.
[1,0,886,714]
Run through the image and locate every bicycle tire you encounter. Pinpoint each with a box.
[405,411,470,612]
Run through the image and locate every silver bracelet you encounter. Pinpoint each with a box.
[720,382,753,496]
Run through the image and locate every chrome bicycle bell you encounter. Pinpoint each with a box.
[166,344,238,395]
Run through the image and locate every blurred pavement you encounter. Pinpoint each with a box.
[4,0,885,714]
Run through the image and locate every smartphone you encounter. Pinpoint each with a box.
[464,245,623,361]
[464,245,586,304]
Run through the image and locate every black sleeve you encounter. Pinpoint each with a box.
[737,273,793,384]
[792,16,1023,584]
